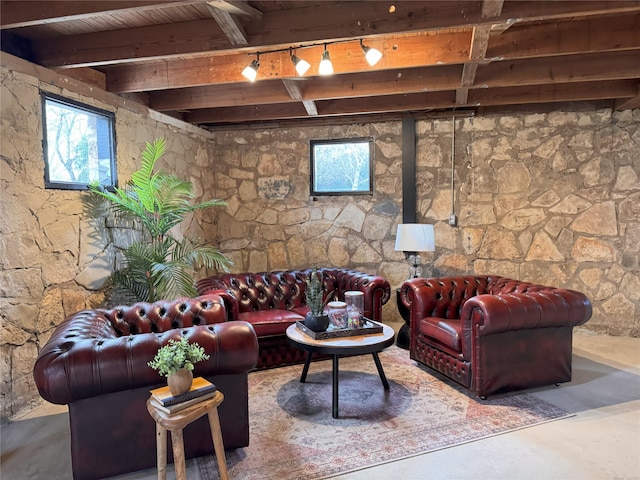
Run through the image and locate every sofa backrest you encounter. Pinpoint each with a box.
[487,276,559,296]
[196,270,333,314]
[104,295,226,336]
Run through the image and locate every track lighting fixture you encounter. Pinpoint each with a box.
[318,44,333,75]
[290,48,310,76]
[241,38,386,81]
[360,39,383,66]
[241,53,260,82]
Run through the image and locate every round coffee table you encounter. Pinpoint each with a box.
[285,322,395,418]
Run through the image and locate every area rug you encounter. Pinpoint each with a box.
[197,346,571,479]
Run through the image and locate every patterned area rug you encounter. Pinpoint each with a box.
[197,346,571,479]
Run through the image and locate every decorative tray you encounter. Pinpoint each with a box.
[295,319,383,340]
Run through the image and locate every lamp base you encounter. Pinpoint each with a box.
[404,252,422,279]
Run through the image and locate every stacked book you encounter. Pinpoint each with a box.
[149,377,217,414]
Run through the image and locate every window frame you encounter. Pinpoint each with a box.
[310,137,374,196]
[41,92,117,190]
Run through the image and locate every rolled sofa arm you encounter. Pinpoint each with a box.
[330,269,391,321]
[34,296,258,405]
[461,288,592,336]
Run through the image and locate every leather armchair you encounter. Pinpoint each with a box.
[33,294,259,480]
[399,275,592,397]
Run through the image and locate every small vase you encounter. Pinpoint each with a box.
[304,313,330,332]
[167,368,193,396]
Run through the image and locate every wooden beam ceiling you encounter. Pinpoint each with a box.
[2,1,639,129]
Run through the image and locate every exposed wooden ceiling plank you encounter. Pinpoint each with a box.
[106,32,472,92]
[487,13,640,60]
[105,13,640,93]
[26,1,640,68]
[0,1,204,29]
[205,3,249,46]
[185,79,638,124]
[468,80,638,106]
[475,50,640,87]
[148,51,640,111]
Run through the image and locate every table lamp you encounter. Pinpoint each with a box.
[394,223,435,278]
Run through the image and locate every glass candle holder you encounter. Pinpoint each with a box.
[325,301,347,328]
[344,291,364,328]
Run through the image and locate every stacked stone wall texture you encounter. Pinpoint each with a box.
[1,61,639,421]
[1,66,214,419]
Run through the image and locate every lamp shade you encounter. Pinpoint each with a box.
[394,224,435,252]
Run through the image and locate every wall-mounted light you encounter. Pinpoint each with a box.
[318,44,333,75]
[360,39,383,66]
[241,53,260,82]
[290,48,310,76]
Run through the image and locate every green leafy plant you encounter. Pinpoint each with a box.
[89,137,231,302]
[305,268,325,315]
[147,337,210,377]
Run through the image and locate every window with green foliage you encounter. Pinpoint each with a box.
[310,138,373,195]
[42,93,116,190]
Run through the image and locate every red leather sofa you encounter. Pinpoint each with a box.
[196,268,391,369]
[398,275,592,398]
[33,294,258,480]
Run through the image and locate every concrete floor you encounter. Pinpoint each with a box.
[2,332,639,480]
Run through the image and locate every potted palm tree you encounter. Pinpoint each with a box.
[89,137,231,302]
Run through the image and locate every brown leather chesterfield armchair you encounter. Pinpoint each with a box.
[33,294,258,480]
[398,275,592,398]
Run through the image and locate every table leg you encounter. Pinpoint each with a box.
[332,355,339,418]
[372,352,390,390]
[300,352,312,383]
[170,428,187,480]
[207,407,229,480]
[156,423,167,480]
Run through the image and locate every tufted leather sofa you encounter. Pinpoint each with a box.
[33,294,258,480]
[196,268,391,369]
[399,275,592,398]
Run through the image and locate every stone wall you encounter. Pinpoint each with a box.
[0,58,216,419]
[205,107,639,337]
[2,54,638,421]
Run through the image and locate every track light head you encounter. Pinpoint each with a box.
[242,55,260,82]
[360,40,382,66]
[290,50,310,76]
[319,46,333,75]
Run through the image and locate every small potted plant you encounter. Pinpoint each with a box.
[148,336,210,395]
[304,268,330,332]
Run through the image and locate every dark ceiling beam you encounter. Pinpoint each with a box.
[148,50,640,111]
[105,32,472,92]
[105,13,640,94]
[183,79,638,125]
[26,1,640,68]
[0,1,204,29]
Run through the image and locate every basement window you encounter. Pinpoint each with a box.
[310,138,373,195]
[42,93,116,190]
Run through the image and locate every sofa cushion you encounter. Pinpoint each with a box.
[238,309,305,337]
[417,317,462,352]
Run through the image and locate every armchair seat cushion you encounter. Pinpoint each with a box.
[238,309,305,337]
[418,317,462,352]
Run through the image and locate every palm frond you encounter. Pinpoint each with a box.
[151,261,198,301]
[130,138,166,213]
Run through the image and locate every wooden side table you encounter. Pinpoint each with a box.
[146,390,229,480]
